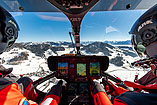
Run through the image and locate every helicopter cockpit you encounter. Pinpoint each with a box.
[0,0,156,105]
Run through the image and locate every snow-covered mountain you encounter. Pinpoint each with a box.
[0,41,146,81]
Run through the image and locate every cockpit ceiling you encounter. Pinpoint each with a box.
[0,0,157,12]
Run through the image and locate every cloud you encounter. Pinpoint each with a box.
[90,12,95,16]
[38,15,68,22]
[11,12,23,17]
[105,26,119,34]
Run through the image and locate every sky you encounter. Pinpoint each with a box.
[11,10,146,42]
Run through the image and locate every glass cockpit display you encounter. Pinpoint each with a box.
[79,83,89,94]
[90,62,100,76]
[58,62,68,76]
[68,83,78,94]
[77,63,86,76]
[68,83,89,94]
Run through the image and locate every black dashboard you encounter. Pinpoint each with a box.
[48,55,109,82]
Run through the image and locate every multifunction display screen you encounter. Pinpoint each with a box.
[90,62,100,76]
[58,62,68,76]
[77,63,86,76]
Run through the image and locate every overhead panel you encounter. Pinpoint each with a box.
[0,0,156,12]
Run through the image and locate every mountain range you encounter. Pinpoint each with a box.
[2,41,137,66]
[0,41,144,81]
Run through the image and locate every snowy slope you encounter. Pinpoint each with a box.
[0,48,49,75]
[0,41,147,82]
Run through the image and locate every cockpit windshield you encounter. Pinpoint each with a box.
[10,10,146,42]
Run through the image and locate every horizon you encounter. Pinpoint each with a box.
[15,40,131,43]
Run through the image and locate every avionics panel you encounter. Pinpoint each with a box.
[48,56,109,82]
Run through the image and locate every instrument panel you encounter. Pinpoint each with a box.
[47,0,99,14]
[48,55,109,82]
